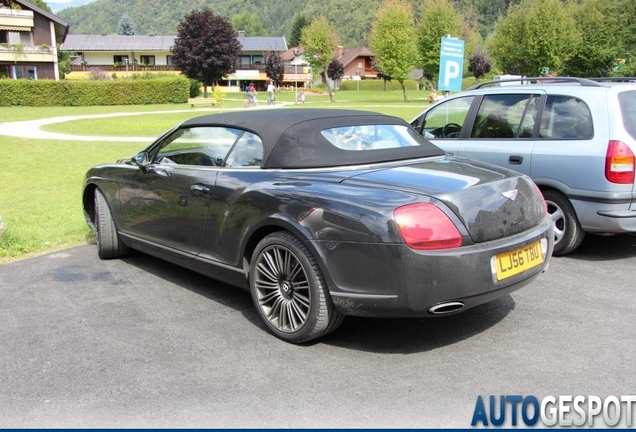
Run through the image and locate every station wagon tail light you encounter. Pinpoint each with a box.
[606,141,635,184]
[394,203,463,250]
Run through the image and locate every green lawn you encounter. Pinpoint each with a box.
[0,90,432,262]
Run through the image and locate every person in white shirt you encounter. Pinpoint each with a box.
[267,81,276,105]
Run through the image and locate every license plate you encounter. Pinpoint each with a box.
[494,241,544,281]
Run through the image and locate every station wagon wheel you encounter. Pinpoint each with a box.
[250,231,344,343]
[94,188,129,259]
[542,190,585,256]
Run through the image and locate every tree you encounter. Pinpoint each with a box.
[474,0,510,39]
[468,46,492,80]
[264,50,284,85]
[57,48,71,79]
[27,0,52,13]
[288,14,310,48]
[231,10,268,36]
[616,0,636,63]
[301,16,339,103]
[369,0,418,102]
[416,0,463,85]
[372,57,392,91]
[171,8,242,98]
[486,3,529,74]
[7,0,50,12]
[562,0,619,77]
[327,59,344,89]
[117,14,136,35]
[489,0,579,76]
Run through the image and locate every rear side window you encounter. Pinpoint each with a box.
[538,96,593,140]
[225,132,264,168]
[618,90,636,140]
[470,94,539,139]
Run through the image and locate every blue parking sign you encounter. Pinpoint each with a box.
[438,37,465,92]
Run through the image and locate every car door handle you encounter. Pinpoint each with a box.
[508,155,523,165]
[191,184,210,196]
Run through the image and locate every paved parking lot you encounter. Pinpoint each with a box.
[1,233,635,427]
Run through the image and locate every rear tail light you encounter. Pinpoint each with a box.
[394,202,462,250]
[606,140,635,184]
[531,181,547,214]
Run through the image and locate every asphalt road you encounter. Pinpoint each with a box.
[1,233,635,428]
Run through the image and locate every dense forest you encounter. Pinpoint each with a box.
[56,0,518,46]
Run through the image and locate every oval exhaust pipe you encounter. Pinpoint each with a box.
[428,301,465,315]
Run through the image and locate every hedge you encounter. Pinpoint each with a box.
[0,77,190,106]
[338,79,423,92]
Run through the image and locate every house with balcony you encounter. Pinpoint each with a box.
[336,46,376,80]
[61,32,290,91]
[0,0,68,80]
[281,45,377,89]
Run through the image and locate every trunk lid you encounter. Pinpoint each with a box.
[342,157,546,243]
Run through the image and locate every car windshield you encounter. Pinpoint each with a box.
[321,124,431,151]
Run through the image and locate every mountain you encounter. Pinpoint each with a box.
[55,0,512,46]
[55,0,419,46]
[46,0,97,14]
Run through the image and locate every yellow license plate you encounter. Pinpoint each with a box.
[494,241,544,281]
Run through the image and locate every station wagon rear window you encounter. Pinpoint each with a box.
[618,90,636,141]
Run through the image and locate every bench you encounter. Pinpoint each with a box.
[188,97,217,107]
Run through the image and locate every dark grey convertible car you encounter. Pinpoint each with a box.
[83,109,553,343]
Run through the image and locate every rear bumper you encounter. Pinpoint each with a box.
[311,216,553,318]
[572,199,636,233]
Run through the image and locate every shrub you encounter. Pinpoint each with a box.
[88,67,108,80]
[189,78,202,98]
[338,79,420,91]
[212,85,226,108]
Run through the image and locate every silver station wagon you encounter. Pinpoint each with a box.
[411,77,636,255]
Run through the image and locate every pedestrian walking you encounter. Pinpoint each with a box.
[267,81,276,106]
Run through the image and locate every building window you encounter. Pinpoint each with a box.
[166,55,173,65]
[11,65,37,79]
[239,55,251,65]
[0,65,9,79]
[140,55,155,65]
[253,55,263,64]
[113,55,129,65]
[8,31,33,45]
[27,65,37,79]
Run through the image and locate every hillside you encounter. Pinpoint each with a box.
[45,0,96,13]
[56,0,513,47]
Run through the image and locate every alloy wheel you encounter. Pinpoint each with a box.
[253,245,311,333]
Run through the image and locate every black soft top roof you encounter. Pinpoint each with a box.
[180,108,444,169]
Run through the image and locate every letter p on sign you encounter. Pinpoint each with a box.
[444,61,460,87]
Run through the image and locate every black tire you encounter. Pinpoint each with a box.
[543,190,585,256]
[249,231,344,343]
[94,188,129,259]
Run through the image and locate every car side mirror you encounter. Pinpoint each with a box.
[132,151,150,167]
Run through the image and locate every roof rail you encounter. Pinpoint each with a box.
[588,77,636,83]
[467,77,602,90]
